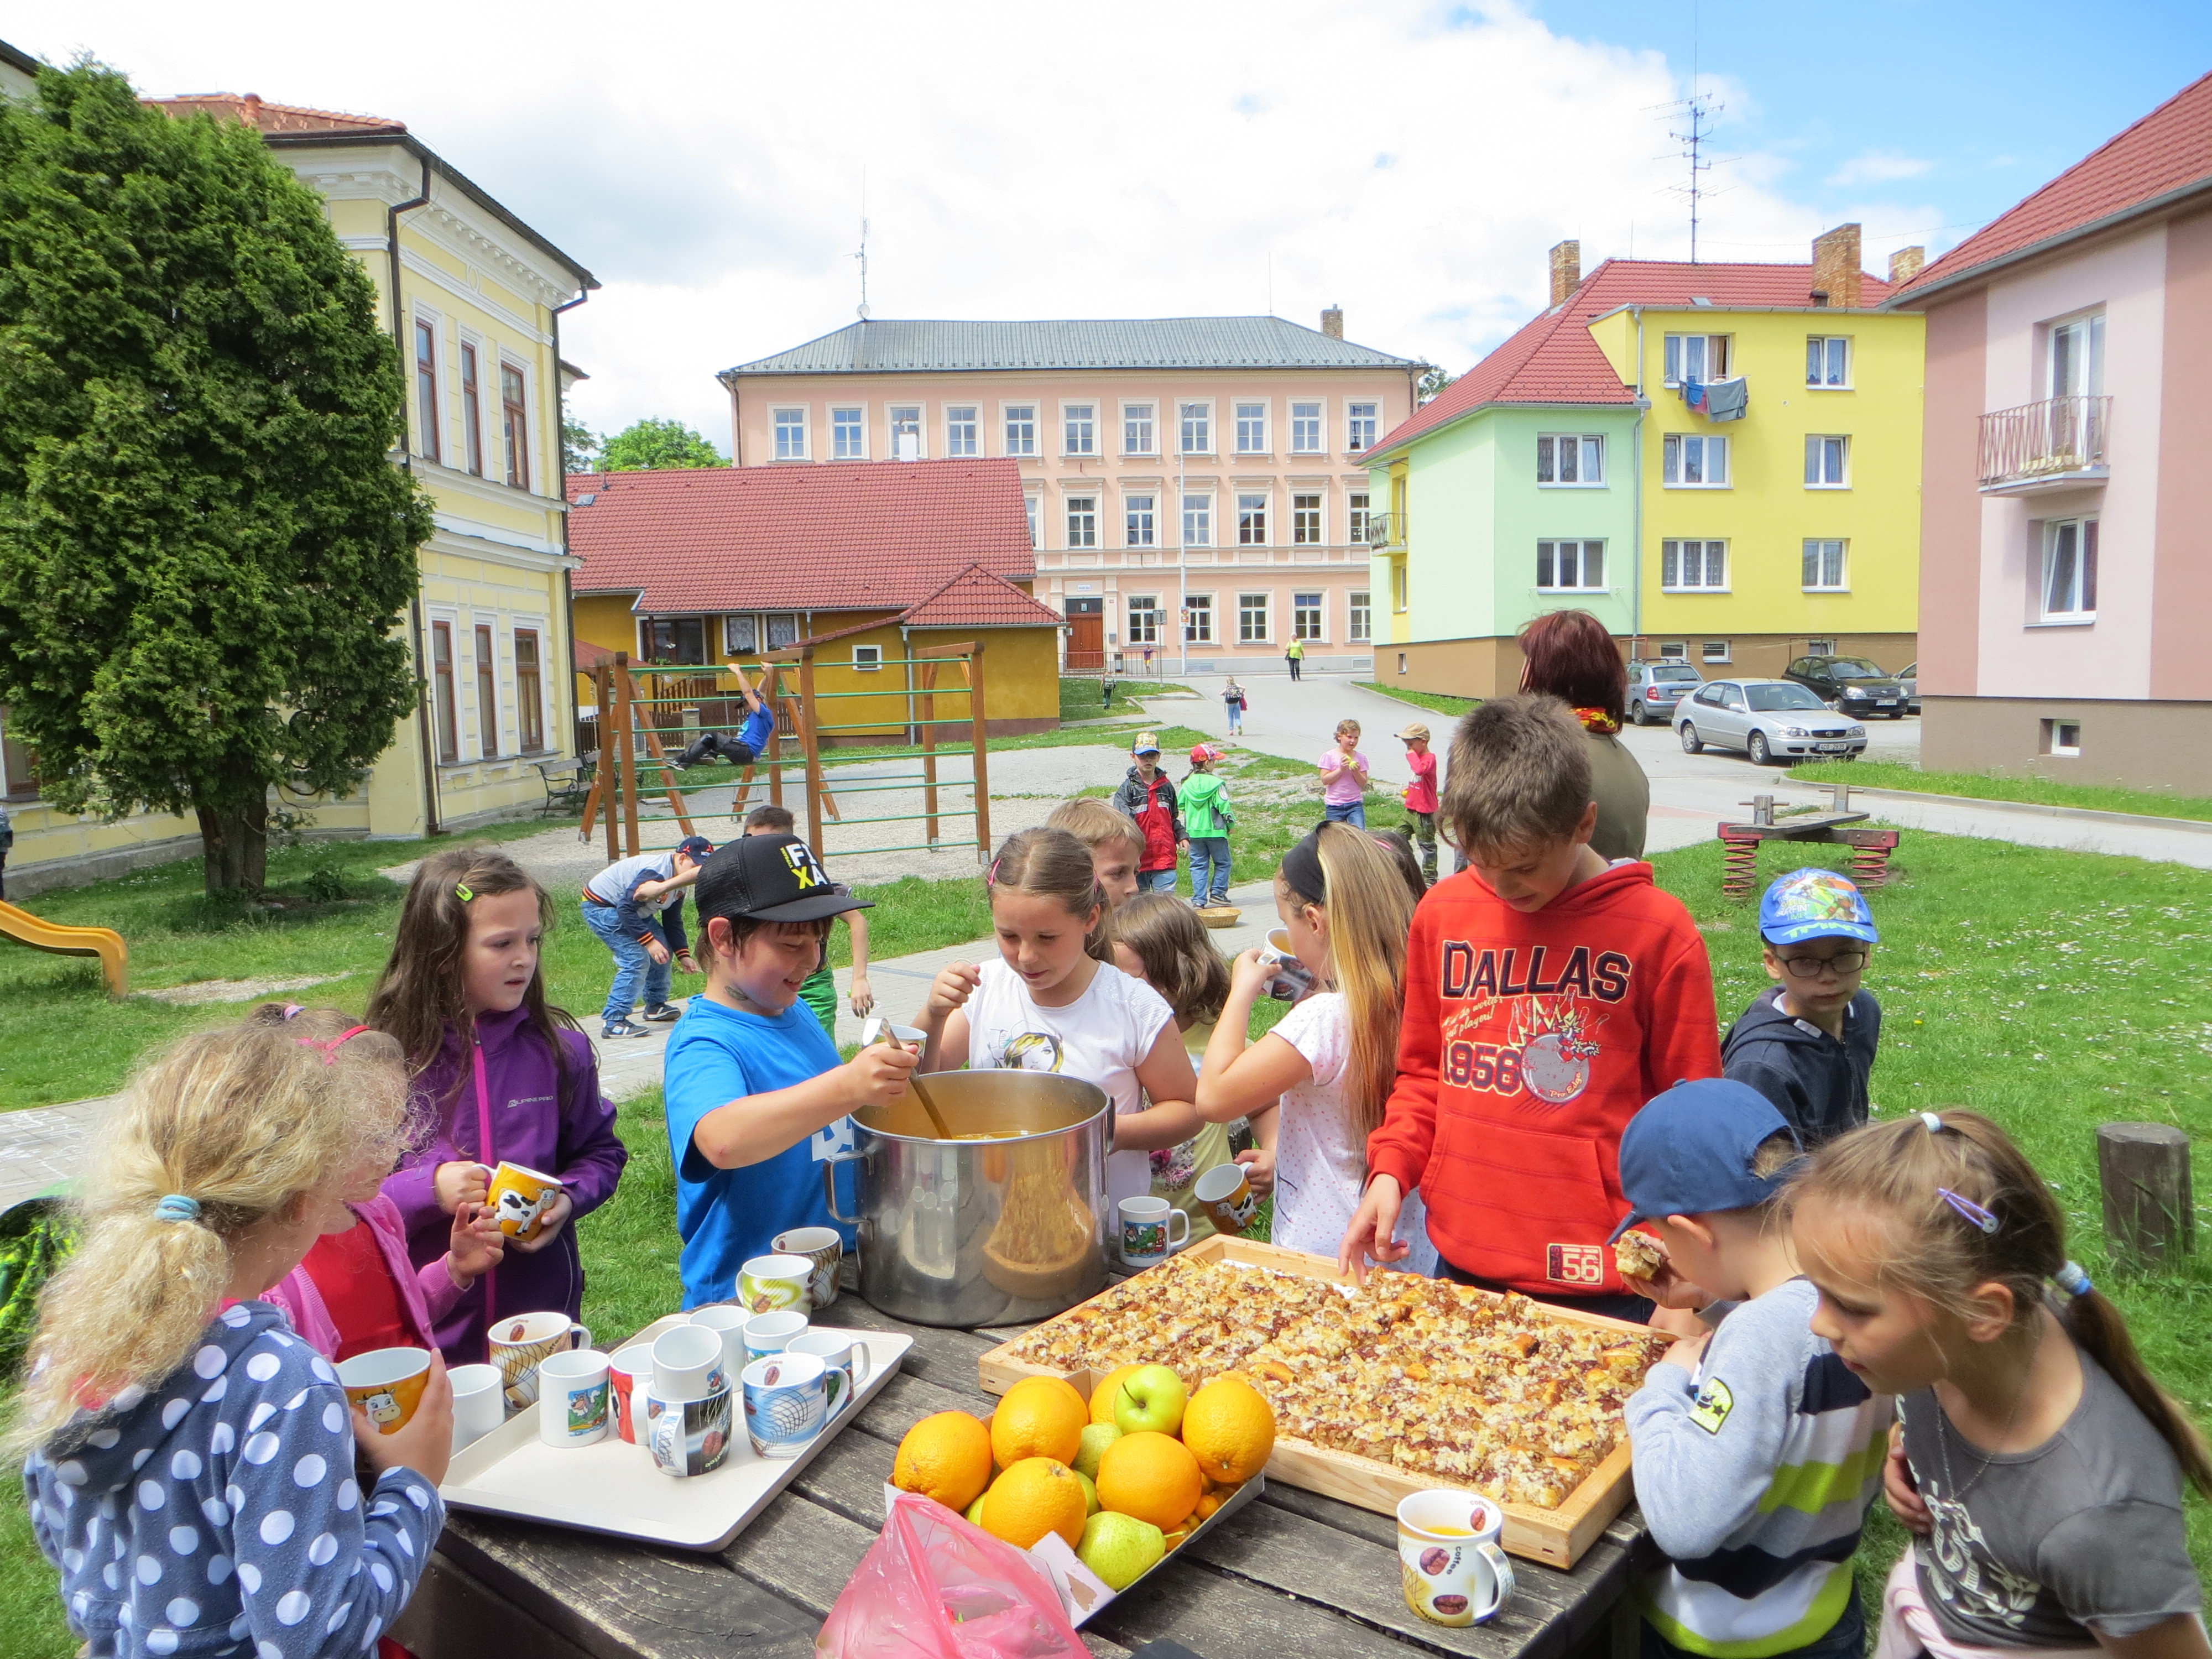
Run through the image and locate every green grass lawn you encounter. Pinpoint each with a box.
[1059,676,1194,721]
[1788,759,2212,823]
[1353,681,1480,721]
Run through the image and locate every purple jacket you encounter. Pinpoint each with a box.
[265,1193,462,1358]
[380,1005,628,1363]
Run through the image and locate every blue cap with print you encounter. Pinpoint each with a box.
[1612,1079,1802,1240]
[1758,867,1879,946]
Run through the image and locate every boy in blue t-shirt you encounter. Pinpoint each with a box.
[662,833,919,1308]
[676,661,780,769]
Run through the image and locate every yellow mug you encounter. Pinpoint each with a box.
[336,1347,431,1436]
[1193,1162,1259,1237]
[486,1161,565,1242]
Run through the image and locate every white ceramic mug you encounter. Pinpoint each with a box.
[447,1363,506,1452]
[1118,1194,1190,1268]
[1260,928,1317,1002]
[537,1349,611,1448]
[741,1353,828,1458]
[487,1312,592,1411]
[787,1329,871,1416]
[1397,1490,1514,1627]
[607,1346,653,1446]
[771,1225,844,1308]
[737,1253,814,1314]
[690,1305,752,1379]
[651,1322,728,1403]
[645,1385,734,1478]
[743,1310,810,1364]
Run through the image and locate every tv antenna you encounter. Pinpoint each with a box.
[1658,91,1725,263]
[854,172,870,321]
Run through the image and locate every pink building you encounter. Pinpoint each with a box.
[1888,71,2212,791]
[718,314,1425,673]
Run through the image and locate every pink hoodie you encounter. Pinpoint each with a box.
[267,1193,466,1360]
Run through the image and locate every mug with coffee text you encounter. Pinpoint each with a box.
[771,1225,843,1308]
[488,1312,592,1411]
[1397,1490,1512,1627]
[738,1253,813,1314]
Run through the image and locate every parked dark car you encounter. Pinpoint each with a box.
[1625,660,1703,725]
[1781,655,1911,719]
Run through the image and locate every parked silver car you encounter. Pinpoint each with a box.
[1898,661,1919,714]
[1626,660,1702,726]
[1673,678,1867,765]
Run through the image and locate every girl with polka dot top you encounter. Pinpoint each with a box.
[16,1006,453,1659]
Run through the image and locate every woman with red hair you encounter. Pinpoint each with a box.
[1517,608,1649,860]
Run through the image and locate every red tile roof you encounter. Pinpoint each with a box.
[1890,70,2212,304]
[1369,257,1892,457]
[144,93,407,136]
[566,458,1045,629]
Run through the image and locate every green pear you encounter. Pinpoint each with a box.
[1073,1468,1100,1517]
[964,1491,988,1526]
[1077,1511,1165,1591]
[1073,1421,1123,1481]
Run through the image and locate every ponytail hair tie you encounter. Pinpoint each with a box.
[2053,1260,2094,1297]
[279,1003,305,1021]
[1920,1111,1945,1133]
[154,1194,201,1223]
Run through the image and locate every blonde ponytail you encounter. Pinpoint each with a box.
[8,1007,409,1455]
[1290,824,1417,1145]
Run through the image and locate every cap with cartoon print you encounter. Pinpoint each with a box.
[1758,867,1879,946]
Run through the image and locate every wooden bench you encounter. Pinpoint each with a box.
[533,757,593,818]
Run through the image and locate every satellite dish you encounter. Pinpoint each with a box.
[857,304,871,321]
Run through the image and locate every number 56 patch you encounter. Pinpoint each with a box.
[1546,1243,1605,1286]
[1689,1378,1735,1434]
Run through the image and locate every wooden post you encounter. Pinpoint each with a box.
[799,646,825,854]
[603,661,622,863]
[967,640,990,860]
[2097,1122,2193,1267]
[614,651,640,857]
[919,659,940,847]
[620,664,697,837]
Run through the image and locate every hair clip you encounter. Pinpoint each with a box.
[279,1003,304,1020]
[2052,1260,2094,1297]
[455,883,475,903]
[294,1025,371,1065]
[1937,1187,2000,1234]
[985,859,1000,886]
[1920,1111,1945,1133]
[154,1194,201,1223]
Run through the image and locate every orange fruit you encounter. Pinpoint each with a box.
[980,1457,1088,1551]
[1181,1376,1275,1485]
[893,1411,994,1514]
[991,1376,1087,1470]
[1095,1431,1203,1531]
[1089,1365,1144,1425]
[1193,1491,1223,1521]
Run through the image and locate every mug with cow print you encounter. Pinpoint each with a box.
[486,1160,566,1241]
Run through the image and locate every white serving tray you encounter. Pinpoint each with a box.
[442,1314,912,1552]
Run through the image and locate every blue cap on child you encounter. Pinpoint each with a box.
[675,834,716,862]
[1758,867,1879,946]
[1611,1078,1802,1240]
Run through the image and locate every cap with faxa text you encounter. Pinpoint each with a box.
[693,833,872,925]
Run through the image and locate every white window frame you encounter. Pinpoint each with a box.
[1023,493,1040,548]
[1806,336,1852,389]
[1121,403,1156,456]
[1125,494,1156,548]
[1291,493,1324,545]
[1237,492,1269,546]
[1804,435,1850,488]
[723,614,758,655]
[2042,718,2083,757]
[1292,590,1325,641]
[1347,401,1379,453]
[1179,400,1213,455]
[1807,638,1838,655]
[1003,404,1037,457]
[1065,495,1098,549]
[1802,539,1849,592]
[1658,641,1688,661]
[411,312,442,465]
[1183,592,1215,644]
[1702,640,1733,664]
[888,404,924,461]
[2038,517,2098,622]
[1536,539,1607,591]
[771,405,808,461]
[1348,590,1371,643]
[1062,403,1096,457]
[1392,562,1408,612]
[1290,401,1323,453]
[1347,492,1370,545]
[1662,433,1730,487]
[852,644,883,672]
[1237,591,1271,643]
[497,354,536,493]
[943,405,979,457]
[1182,492,1213,547]
[2046,312,2106,399]
[1537,433,1606,487]
[831,405,867,460]
[1126,594,1162,645]
[1662,333,1731,386]
[1661,538,1730,592]
[1234,400,1269,455]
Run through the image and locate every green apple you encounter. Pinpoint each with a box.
[964,1492,988,1526]
[1073,1468,1100,1517]
[1077,1511,1165,1590]
[1113,1364,1188,1437]
[1073,1421,1123,1481]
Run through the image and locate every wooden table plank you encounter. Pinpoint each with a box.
[1086,1552,1448,1659]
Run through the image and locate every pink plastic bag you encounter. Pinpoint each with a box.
[816,1493,1087,1659]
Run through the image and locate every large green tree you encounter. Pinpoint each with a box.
[0,63,432,894]
[599,417,723,470]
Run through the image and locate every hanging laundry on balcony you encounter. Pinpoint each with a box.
[1682,377,1708,413]
[1703,377,1748,422]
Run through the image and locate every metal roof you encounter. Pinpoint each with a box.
[1,38,40,78]
[720,316,1424,379]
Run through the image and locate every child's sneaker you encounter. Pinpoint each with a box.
[601,1018,651,1040]
[641,1003,681,1022]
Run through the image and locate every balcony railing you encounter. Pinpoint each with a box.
[1978,395,2111,491]
[1365,511,1404,547]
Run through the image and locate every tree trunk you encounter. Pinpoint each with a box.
[196,799,270,896]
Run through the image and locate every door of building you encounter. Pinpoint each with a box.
[1065,597,1104,670]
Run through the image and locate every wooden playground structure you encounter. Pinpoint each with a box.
[578,637,994,868]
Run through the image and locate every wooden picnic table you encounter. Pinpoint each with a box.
[396,1290,1646,1659]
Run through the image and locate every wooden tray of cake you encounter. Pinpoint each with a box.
[977,1234,1665,1569]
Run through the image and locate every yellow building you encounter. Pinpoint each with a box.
[3,83,597,892]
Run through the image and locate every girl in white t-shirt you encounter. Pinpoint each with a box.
[1196,824,1436,1274]
[918,827,1201,1211]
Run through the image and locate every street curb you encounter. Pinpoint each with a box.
[1791,782,2212,837]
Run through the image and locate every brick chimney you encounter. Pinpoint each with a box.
[1810,223,1863,309]
[1549,240,1581,307]
[1888,245,1926,287]
[1320,306,1344,340]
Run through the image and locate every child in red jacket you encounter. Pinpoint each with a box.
[1339,695,1720,1321]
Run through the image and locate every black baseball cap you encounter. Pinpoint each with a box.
[693,833,872,925]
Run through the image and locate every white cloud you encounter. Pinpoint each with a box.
[20,1,1925,444]
[1827,150,1935,187]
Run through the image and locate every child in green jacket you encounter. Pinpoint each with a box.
[1181,744,1235,908]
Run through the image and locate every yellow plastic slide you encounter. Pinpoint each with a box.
[0,899,128,996]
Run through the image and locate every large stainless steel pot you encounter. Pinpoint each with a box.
[823,1071,1113,1328]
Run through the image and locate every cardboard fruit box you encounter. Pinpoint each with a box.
[975,1234,1649,1570]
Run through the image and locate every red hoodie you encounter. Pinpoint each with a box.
[1366,861,1720,1296]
